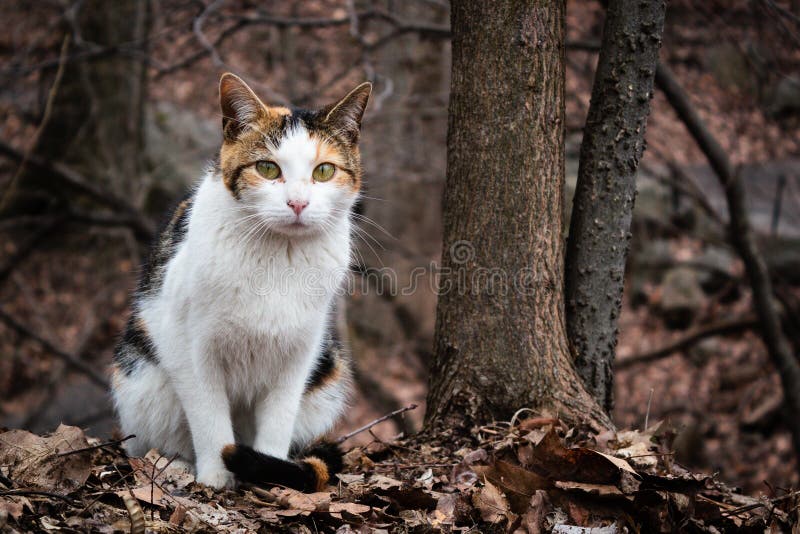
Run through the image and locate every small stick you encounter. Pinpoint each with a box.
[54,435,135,458]
[644,388,654,431]
[335,404,417,444]
[0,489,81,507]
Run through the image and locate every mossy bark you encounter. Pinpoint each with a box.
[564,0,666,412]
[426,0,612,432]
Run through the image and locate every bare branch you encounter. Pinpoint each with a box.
[616,316,758,370]
[0,140,154,242]
[0,307,110,390]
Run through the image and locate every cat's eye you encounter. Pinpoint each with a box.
[312,163,336,182]
[256,161,281,180]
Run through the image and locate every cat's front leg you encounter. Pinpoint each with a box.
[252,378,308,459]
[170,355,236,489]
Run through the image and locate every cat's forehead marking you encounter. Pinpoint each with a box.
[272,124,317,162]
[271,124,319,183]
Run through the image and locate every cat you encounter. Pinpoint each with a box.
[111,73,371,491]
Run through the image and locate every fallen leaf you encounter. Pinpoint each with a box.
[462,449,488,465]
[336,473,365,485]
[473,460,550,514]
[269,488,330,511]
[370,474,403,490]
[0,425,91,492]
[473,479,514,524]
[329,502,371,515]
[520,490,552,534]
[117,485,166,507]
[554,481,625,497]
[0,497,25,521]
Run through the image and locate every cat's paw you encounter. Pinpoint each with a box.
[196,467,234,489]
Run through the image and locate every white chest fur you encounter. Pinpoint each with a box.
[140,175,351,402]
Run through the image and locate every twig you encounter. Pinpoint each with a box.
[616,316,759,370]
[0,307,109,390]
[336,404,418,444]
[0,489,82,507]
[193,0,226,68]
[644,388,654,431]
[54,435,135,458]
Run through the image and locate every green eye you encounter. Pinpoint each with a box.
[256,161,281,180]
[312,163,336,182]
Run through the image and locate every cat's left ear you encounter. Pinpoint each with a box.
[220,73,267,141]
[321,82,372,144]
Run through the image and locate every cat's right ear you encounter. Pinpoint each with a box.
[220,73,265,141]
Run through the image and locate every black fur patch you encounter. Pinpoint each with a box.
[113,315,158,375]
[115,192,194,376]
[137,192,195,295]
[221,442,343,492]
[301,441,344,476]
[305,332,342,392]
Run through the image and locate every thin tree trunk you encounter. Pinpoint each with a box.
[426,0,612,432]
[655,63,800,474]
[564,0,666,412]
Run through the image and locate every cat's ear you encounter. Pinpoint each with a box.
[321,82,372,143]
[219,73,266,140]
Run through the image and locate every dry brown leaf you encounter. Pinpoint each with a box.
[0,425,91,492]
[329,502,371,515]
[117,484,166,507]
[462,448,488,465]
[520,490,552,534]
[590,451,638,475]
[554,481,625,497]
[336,473,365,485]
[269,488,330,511]
[370,474,403,490]
[473,479,513,524]
[0,497,25,521]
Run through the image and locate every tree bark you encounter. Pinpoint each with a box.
[425,0,612,432]
[564,0,666,412]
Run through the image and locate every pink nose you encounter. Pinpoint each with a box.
[287,200,308,216]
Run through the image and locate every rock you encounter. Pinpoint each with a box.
[762,236,800,285]
[767,75,800,118]
[706,43,753,92]
[693,246,736,294]
[688,337,722,367]
[143,101,221,215]
[628,239,672,307]
[658,267,705,329]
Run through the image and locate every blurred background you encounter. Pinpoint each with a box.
[0,0,799,496]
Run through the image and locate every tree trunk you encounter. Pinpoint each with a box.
[15,0,149,207]
[425,0,612,432]
[564,0,665,412]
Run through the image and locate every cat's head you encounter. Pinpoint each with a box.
[218,73,371,237]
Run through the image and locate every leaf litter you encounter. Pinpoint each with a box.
[0,417,797,532]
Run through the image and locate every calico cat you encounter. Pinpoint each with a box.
[111,73,371,491]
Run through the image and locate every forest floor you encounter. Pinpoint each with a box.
[2,416,797,533]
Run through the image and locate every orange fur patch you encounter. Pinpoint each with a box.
[303,456,330,491]
[220,444,238,461]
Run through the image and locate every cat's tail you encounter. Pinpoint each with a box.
[221,441,343,492]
